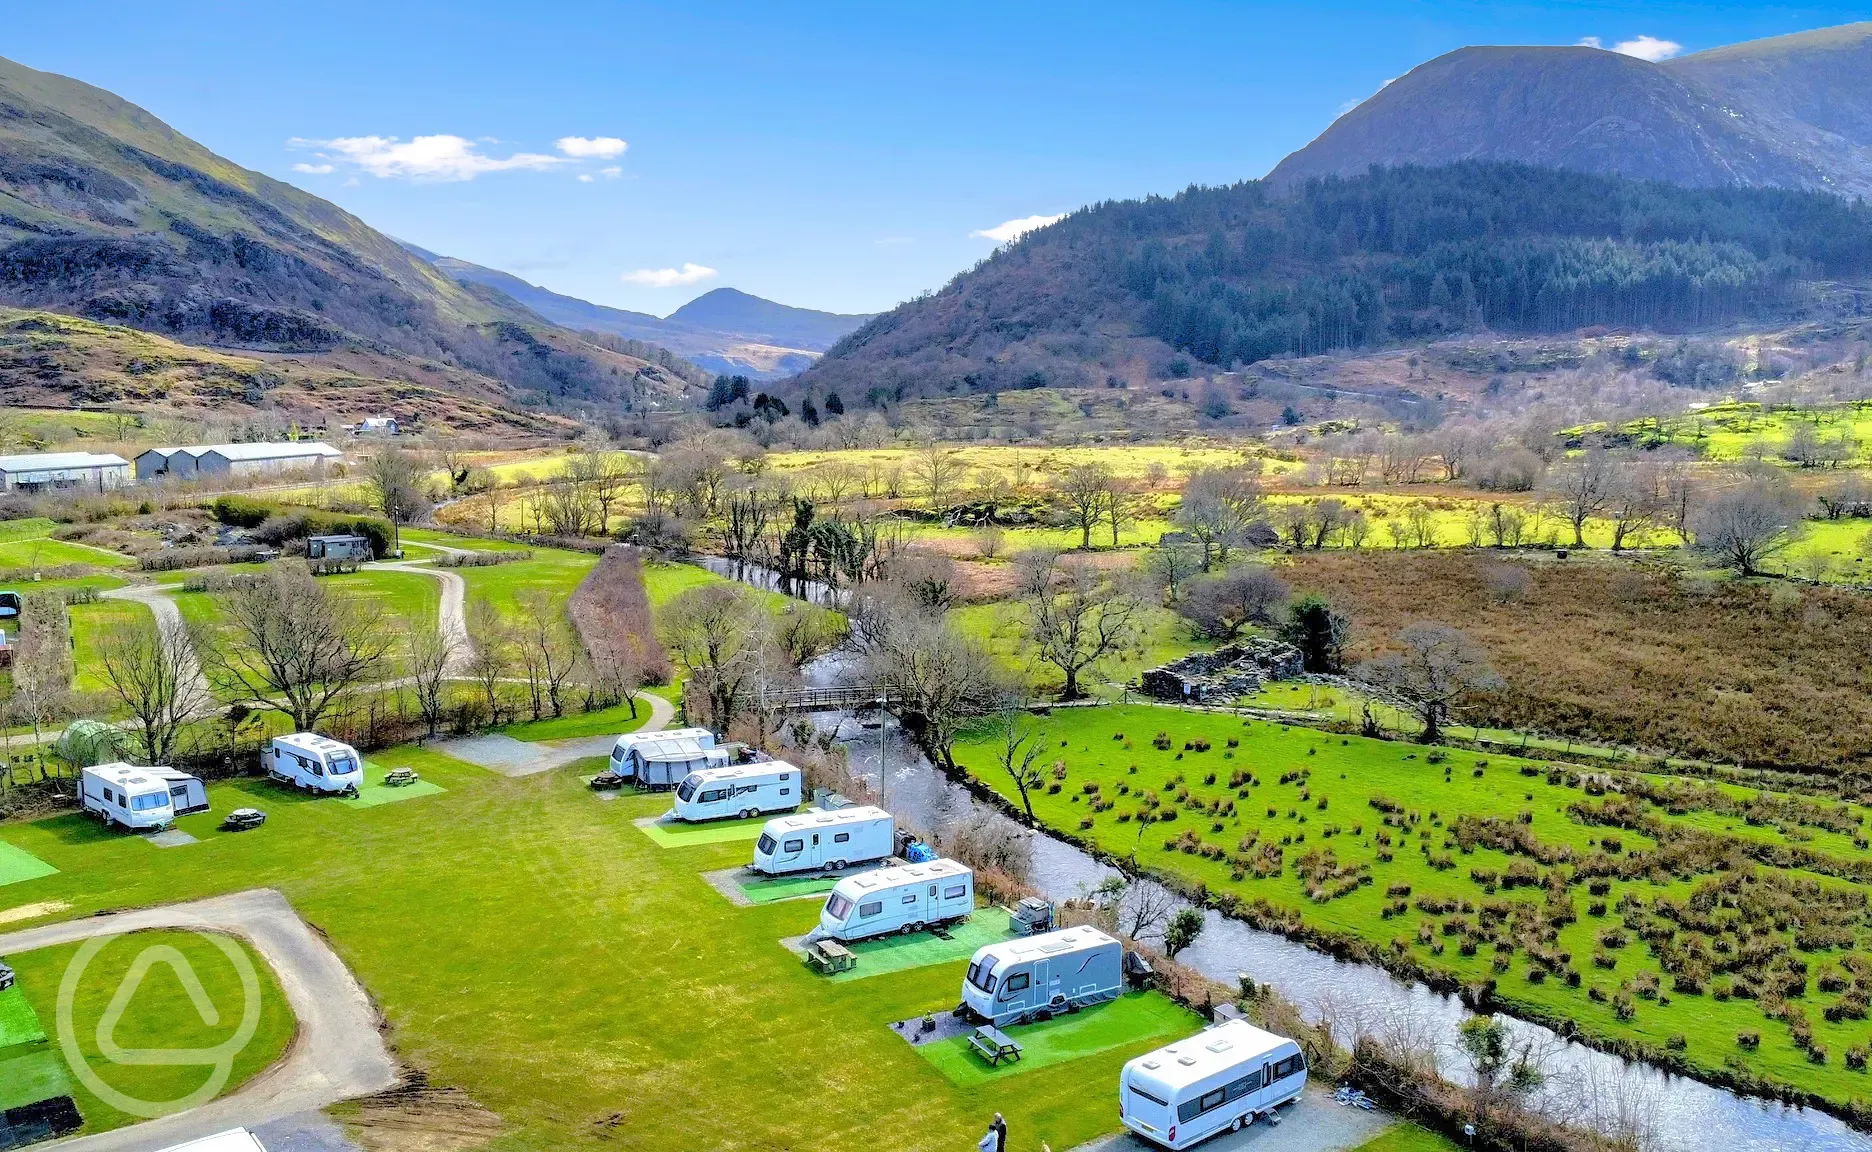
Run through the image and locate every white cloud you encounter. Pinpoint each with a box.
[621,263,718,288]
[1578,34,1683,61]
[556,135,628,159]
[291,162,334,174]
[971,213,1064,243]
[578,173,595,183]
[287,135,568,181]
[599,165,622,179]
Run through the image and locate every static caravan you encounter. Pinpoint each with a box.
[266,733,363,795]
[607,727,717,784]
[672,762,799,822]
[306,535,373,561]
[1119,1019,1307,1149]
[753,806,894,875]
[80,763,209,831]
[961,926,1123,1026]
[817,859,974,942]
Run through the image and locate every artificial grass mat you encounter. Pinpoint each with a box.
[808,913,1023,982]
[736,873,841,905]
[0,985,47,1048]
[635,814,769,847]
[0,840,56,888]
[0,1048,70,1112]
[915,991,1194,1087]
[340,768,447,809]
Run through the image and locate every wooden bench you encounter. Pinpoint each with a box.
[968,1025,1023,1066]
[805,939,857,975]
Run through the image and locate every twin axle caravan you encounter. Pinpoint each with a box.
[961,926,1123,1026]
[817,859,974,942]
[752,807,894,875]
[672,763,800,822]
[1120,1019,1307,1149]
[80,763,208,831]
[266,733,363,795]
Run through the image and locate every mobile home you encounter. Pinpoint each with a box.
[266,733,363,795]
[80,763,209,831]
[672,762,799,822]
[1119,1020,1307,1149]
[961,926,1123,1026]
[753,806,894,875]
[607,727,717,784]
[816,859,974,942]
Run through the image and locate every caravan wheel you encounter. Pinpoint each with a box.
[829,859,847,872]
[741,808,758,820]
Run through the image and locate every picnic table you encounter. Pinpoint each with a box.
[805,939,857,975]
[968,1025,1023,1066]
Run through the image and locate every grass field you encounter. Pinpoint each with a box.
[0,741,1209,1151]
[0,537,136,570]
[951,599,1212,698]
[915,991,1193,1088]
[453,546,598,621]
[954,704,1872,1115]
[69,597,152,695]
[4,929,294,1136]
[765,443,1267,485]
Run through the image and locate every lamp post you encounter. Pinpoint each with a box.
[877,692,888,809]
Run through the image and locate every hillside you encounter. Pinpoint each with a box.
[1268,25,1872,197]
[793,164,1872,404]
[412,252,870,380]
[0,54,705,424]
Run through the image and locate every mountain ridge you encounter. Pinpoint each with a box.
[1267,23,1872,197]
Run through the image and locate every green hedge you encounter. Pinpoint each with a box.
[212,496,394,559]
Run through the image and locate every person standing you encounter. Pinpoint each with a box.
[977,1113,1008,1152]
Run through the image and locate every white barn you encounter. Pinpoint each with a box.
[136,442,342,481]
[0,451,130,493]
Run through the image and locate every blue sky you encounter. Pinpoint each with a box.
[5,2,1866,316]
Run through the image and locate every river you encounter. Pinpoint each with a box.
[715,559,1871,1152]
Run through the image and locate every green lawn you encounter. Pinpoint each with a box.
[0,537,135,570]
[499,698,661,742]
[915,991,1193,1087]
[0,517,59,542]
[401,527,533,554]
[4,930,294,1135]
[953,704,1872,1116]
[454,546,598,621]
[70,597,151,695]
[0,741,1178,1151]
[1350,1123,1466,1152]
[951,600,1212,698]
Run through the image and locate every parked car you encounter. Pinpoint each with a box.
[221,808,267,832]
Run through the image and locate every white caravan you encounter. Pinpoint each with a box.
[672,763,801,822]
[266,733,363,795]
[608,727,714,777]
[816,859,974,942]
[752,806,894,875]
[80,763,209,831]
[962,926,1123,1026]
[1119,1019,1307,1149]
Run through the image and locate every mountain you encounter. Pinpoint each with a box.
[1267,25,1872,197]
[793,163,1872,404]
[0,54,706,429]
[410,252,873,380]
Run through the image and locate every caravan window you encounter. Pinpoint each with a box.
[1128,1082,1169,1108]
[783,839,804,853]
[1177,1087,1229,1124]
[1003,973,1030,993]
[966,959,996,993]
[330,756,355,774]
[1269,1054,1305,1082]
[944,884,967,898]
[834,832,851,843]
[130,793,168,812]
[676,777,700,801]
[902,893,918,905]
[1225,1068,1263,1100]
[699,788,729,803]
[825,894,854,920]
[757,834,777,854]
[859,900,883,918]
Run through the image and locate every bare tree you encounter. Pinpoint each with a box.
[1542,449,1614,548]
[1102,472,1136,548]
[1694,477,1803,576]
[516,590,581,718]
[464,595,513,724]
[1357,622,1502,742]
[994,707,1046,822]
[912,446,964,514]
[96,615,213,762]
[1603,459,1662,552]
[8,593,72,755]
[659,582,780,730]
[364,447,431,556]
[405,621,458,736]
[1017,550,1144,700]
[1060,462,1112,549]
[1146,540,1203,602]
[209,565,394,731]
[851,581,1003,769]
[1174,466,1262,569]
[1181,565,1290,639]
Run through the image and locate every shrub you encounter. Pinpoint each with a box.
[1737,1031,1760,1049]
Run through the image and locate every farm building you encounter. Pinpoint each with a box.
[136,441,342,481]
[0,451,130,493]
